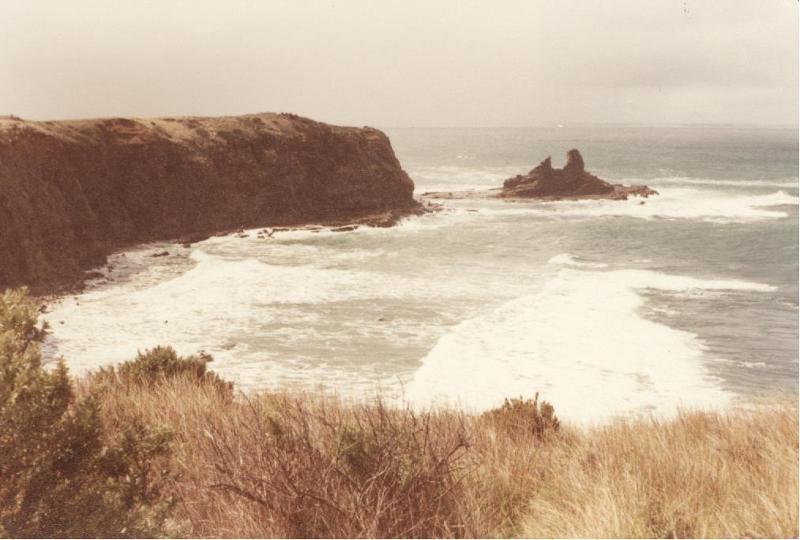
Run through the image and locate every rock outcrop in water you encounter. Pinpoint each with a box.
[420,149,657,203]
[0,113,420,292]
[502,149,657,200]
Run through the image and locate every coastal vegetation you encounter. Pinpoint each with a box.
[0,289,176,538]
[1,289,797,538]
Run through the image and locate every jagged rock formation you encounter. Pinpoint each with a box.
[503,149,621,198]
[0,113,420,292]
[421,149,656,202]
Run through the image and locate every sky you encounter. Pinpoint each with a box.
[1,0,797,127]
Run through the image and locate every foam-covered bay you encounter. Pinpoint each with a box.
[44,126,798,423]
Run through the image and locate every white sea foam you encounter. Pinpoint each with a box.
[413,173,797,224]
[191,185,800,253]
[644,176,799,189]
[419,184,499,193]
[411,187,798,224]
[43,248,498,377]
[741,361,767,369]
[490,188,798,223]
[413,166,798,196]
[410,165,523,193]
[411,164,798,223]
[547,253,608,269]
[44,250,425,374]
[404,264,776,424]
[228,207,487,242]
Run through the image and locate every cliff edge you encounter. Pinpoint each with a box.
[0,113,419,292]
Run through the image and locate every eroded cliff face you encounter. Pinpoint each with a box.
[0,113,418,291]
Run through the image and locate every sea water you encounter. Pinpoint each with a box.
[42,126,798,424]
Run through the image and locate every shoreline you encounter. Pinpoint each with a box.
[0,112,420,295]
[420,183,659,202]
[29,202,438,301]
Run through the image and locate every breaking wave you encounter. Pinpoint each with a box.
[404,258,776,424]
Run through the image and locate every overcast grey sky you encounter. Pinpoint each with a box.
[1,0,797,127]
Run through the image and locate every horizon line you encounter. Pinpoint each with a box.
[379,122,799,130]
[4,112,797,131]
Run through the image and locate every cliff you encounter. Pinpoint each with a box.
[502,149,656,199]
[0,113,419,292]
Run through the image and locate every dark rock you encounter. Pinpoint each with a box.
[501,149,657,200]
[177,232,211,246]
[564,149,584,173]
[502,149,614,198]
[332,225,359,232]
[151,251,170,257]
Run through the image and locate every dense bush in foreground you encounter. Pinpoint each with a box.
[93,345,232,396]
[1,289,797,538]
[481,393,560,441]
[0,289,176,538]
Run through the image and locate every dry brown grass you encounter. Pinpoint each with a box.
[81,372,798,538]
[515,407,798,538]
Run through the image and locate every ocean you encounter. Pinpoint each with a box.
[43,126,799,424]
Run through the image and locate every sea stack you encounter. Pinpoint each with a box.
[504,149,611,197]
[0,113,420,292]
[501,149,657,200]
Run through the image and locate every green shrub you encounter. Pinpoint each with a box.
[95,345,232,395]
[483,392,560,441]
[0,288,176,538]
